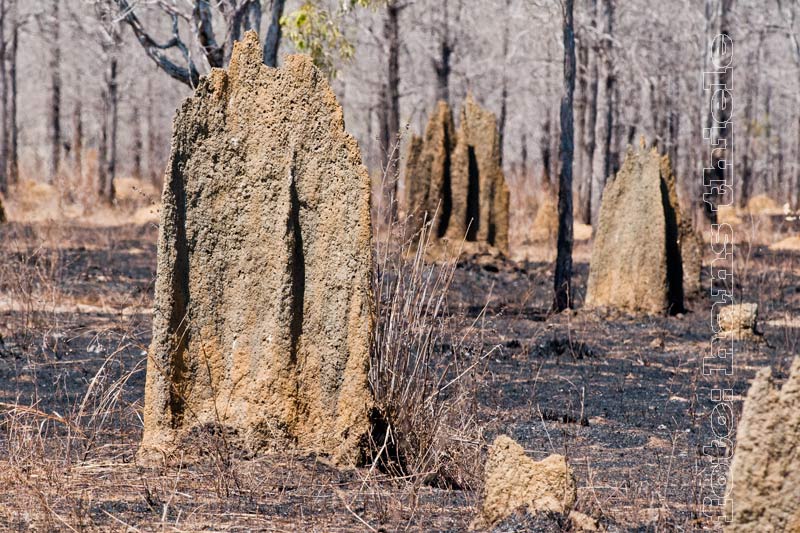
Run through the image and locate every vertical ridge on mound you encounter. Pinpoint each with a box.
[141,31,373,465]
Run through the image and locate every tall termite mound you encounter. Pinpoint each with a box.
[725,358,800,532]
[586,146,701,314]
[404,95,510,256]
[404,101,456,239]
[141,31,374,464]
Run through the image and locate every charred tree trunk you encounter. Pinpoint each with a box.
[382,0,401,221]
[72,97,83,183]
[540,117,552,188]
[704,0,733,224]
[0,0,7,194]
[263,0,286,68]
[520,131,528,177]
[579,0,599,225]
[574,37,587,221]
[589,0,614,226]
[554,0,576,312]
[132,106,143,180]
[106,57,119,202]
[7,2,17,185]
[498,0,511,167]
[48,0,61,184]
[433,0,453,104]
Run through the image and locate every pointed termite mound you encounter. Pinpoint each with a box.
[141,31,374,464]
[404,100,456,239]
[586,147,699,314]
[725,358,800,532]
[402,95,509,257]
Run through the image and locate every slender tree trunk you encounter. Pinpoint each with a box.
[540,117,552,188]
[705,0,733,223]
[554,0,576,312]
[498,0,511,167]
[72,97,82,183]
[48,0,61,184]
[132,106,143,180]
[667,79,680,168]
[7,3,17,185]
[589,0,614,225]
[263,0,287,68]
[0,0,7,194]
[574,37,587,220]
[382,0,401,220]
[433,0,452,104]
[520,131,528,177]
[245,0,262,32]
[146,77,159,186]
[579,0,599,224]
[106,57,119,202]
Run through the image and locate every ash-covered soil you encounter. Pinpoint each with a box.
[0,219,797,531]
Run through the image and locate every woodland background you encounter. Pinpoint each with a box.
[0,0,791,221]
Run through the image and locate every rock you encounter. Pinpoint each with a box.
[0,195,5,223]
[569,511,600,532]
[140,31,373,465]
[403,95,510,258]
[586,147,699,314]
[404,101,456,240]
[725,358,800,532]
[717,303,760,340]
[472,435,577,530]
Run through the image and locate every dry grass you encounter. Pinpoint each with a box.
[370,213,492,491]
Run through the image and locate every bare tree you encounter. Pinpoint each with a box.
[554,0,576,312]
[380,0,403,220]
[498,0,512,167]
[264,0,287,67]
[433,0,456,104]
[113,0,284,87]
[6,0,17,186]
[577,0,598,224]
[589,0,613,226]
[42,0,62,185]
[0,0,8,193]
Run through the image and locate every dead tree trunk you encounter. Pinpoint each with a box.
[105,57,119,202]
[433,0,453,104]
[132,106,143,180]
[72,97,82,184]
[48,0,61,185]
[0,0,8,194]
[574,36,587,219]
[579,0,599,225]
[704,0,733,224]
[540,117,552,188]
[263,0,286,67]
[498,0,511,167]
[381,0,401,221]
[7,0,17,185]
[554,0,576,312]
[589,0,614,226]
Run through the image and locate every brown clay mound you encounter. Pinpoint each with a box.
[141,31,373,465]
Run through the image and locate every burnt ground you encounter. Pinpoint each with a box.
[0,218,797,532]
